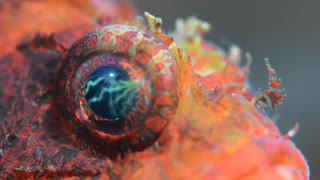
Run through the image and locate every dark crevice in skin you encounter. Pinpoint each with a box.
[6,134,18,147]
[56,147,79,162]
[95,119,126,135]
[92,173,102,180]
[0,56,12,121]
[0,0,36,9]
[17,34,62,55]
[108,168,118,180]
[31,122,39,131]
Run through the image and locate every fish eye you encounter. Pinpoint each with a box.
[55,25,178,156]
[85,65,138,120]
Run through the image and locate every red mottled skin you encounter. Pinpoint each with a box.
[0,0,309,179]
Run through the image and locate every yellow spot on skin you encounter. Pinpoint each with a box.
[181,41,226,76]
[128,45,137,57]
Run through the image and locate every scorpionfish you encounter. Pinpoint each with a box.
[0,0,309,179]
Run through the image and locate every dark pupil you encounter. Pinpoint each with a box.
[85,66,138,119]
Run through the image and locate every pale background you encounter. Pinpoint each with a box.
[135,0,319,179]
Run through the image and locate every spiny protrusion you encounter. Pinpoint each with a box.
[264,58,287,108]
[144,12,163,33]
[251,59,286,110]
[228,45,242,65]
[283,123,299,139]
[198,82,220,100]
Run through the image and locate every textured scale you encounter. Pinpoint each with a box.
[0,0,309,179]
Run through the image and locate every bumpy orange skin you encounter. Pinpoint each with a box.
[0,0,309,179]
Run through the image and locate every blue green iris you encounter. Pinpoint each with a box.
[85,66,138,119]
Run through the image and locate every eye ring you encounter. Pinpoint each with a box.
[55,25,178,155]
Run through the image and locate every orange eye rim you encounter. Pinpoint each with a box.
[55,25,179,155]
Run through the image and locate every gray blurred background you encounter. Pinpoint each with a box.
[135,0,319,179]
